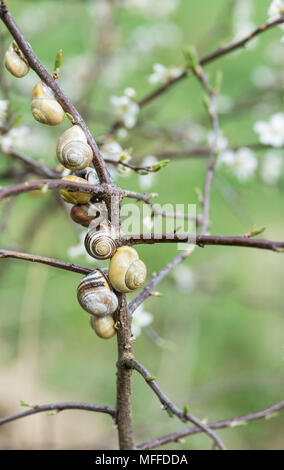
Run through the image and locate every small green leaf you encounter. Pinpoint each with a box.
[166,407,174,418]
[228,420,247,428]
[183,405,189,415]
[183,45,199,69]
[65,113,74,122]
[54,49,63,70]
[46,410,57,416]
[138,170,149,175]
[146,376,156,382]
[20,400,30,407]
[245,225,266,238]
[265,412,279,420]
[150,159,170,173]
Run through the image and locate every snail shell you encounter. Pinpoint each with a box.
[70,204,97,227]
[77,270,118,316]
[56,125,93,170]
[4,43,29,78]
[85,224,116,260]
[31,82,64,125]
[108,246,147,293]
[59,175,92,204]
[89,315,116,339]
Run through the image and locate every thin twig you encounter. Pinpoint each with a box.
[125,358,226,450]
[137,399,284,450]
[0,249,92,275]
[0,401,116,426]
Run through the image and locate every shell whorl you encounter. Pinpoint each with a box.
[77,270,118,316]
[4,44,29,78]
[56,126,93,170]
[89,315,116,339]
[59,175,91,205]
[85,226,116,260]
[31,82,64,125]
[108,246,147,293]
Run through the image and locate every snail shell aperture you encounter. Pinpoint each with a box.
[77,270,118,316]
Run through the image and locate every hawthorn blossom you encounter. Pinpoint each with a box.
[110,93,139,129]
[173,265,196,292]
[131,305,153,337]
[101,141,132,177]
[138,155,158,190]
[254,113,284,147]
[261,151,283,184]
[207,131,228,152]
[0,126,29,152]
[148,63,182,85]
[219,148,258,182]
[124,0,179,18]
[0,100,8,125]
[268,0,284,22]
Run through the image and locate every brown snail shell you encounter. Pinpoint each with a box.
[31,82,64,125]
[77,270,118,316]
[4,43,29,78]
[70,204,96,227]
[60,175,92,205]
[108,246,147,293]
[56,125,93,170]
[89,315,116,339]
[84,224,116,260]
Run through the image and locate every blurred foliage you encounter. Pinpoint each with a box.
[0,0,283,450]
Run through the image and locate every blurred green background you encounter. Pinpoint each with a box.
[0,0,283,450]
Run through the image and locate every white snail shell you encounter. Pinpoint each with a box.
[77,270,118,316]
[108,246,147,293]
[4,43,29,78]
[59,175,91,205]
[89,315,116,339]
[56,125,93,170]
[85,225,116,260]
[31,82,64,125]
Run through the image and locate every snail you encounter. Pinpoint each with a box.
[31,81,65,125]
[70,204,96,227]
[85,224,116,260]
[56,125,93,170]
[4,43,29,78]
[89,315,116,339]
[77,270,118,316]
[108,246,147,293]
[59,175,92,204]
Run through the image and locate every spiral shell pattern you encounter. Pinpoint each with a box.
[56,125,93,170]
[4,44,29,78]
[84,226,116,260]
[89,315,116,339]
[77,271,118,316]
[108,246,147,293]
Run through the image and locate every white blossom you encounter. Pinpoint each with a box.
[131,305,153,337]
[110,95,139,129]
[207,131,228,152]
[254,113,284,147]
[138,155,158,190]
[219,148,258,182]
[124,87,136,99]
[101,141,123,162]
[268,0,284,22]
[261,151,283,184]
[124,0,179,18]
[0,100,8,125]
[0,126,30,152]
[148,63,182,85]
[173,265,196,292]
[251,66,277,88]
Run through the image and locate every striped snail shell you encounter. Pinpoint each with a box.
[77,270,118,316]
[31,82,64,125]
[56,125,93,170]
[84,224,116,260]
[4,43,29,78]
[59,175,92,205]
[89,315,116,339]
[108,246,147,293]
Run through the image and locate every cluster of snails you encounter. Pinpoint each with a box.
[4,42,147,340]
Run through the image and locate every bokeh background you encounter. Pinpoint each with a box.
[0,0,283,450]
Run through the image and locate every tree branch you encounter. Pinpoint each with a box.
[3,148,60,179]
[0,249,92,275]
[125,357,226,450]
[0,401,116,426]
[137,399,284,450]
[0,3,112,185]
